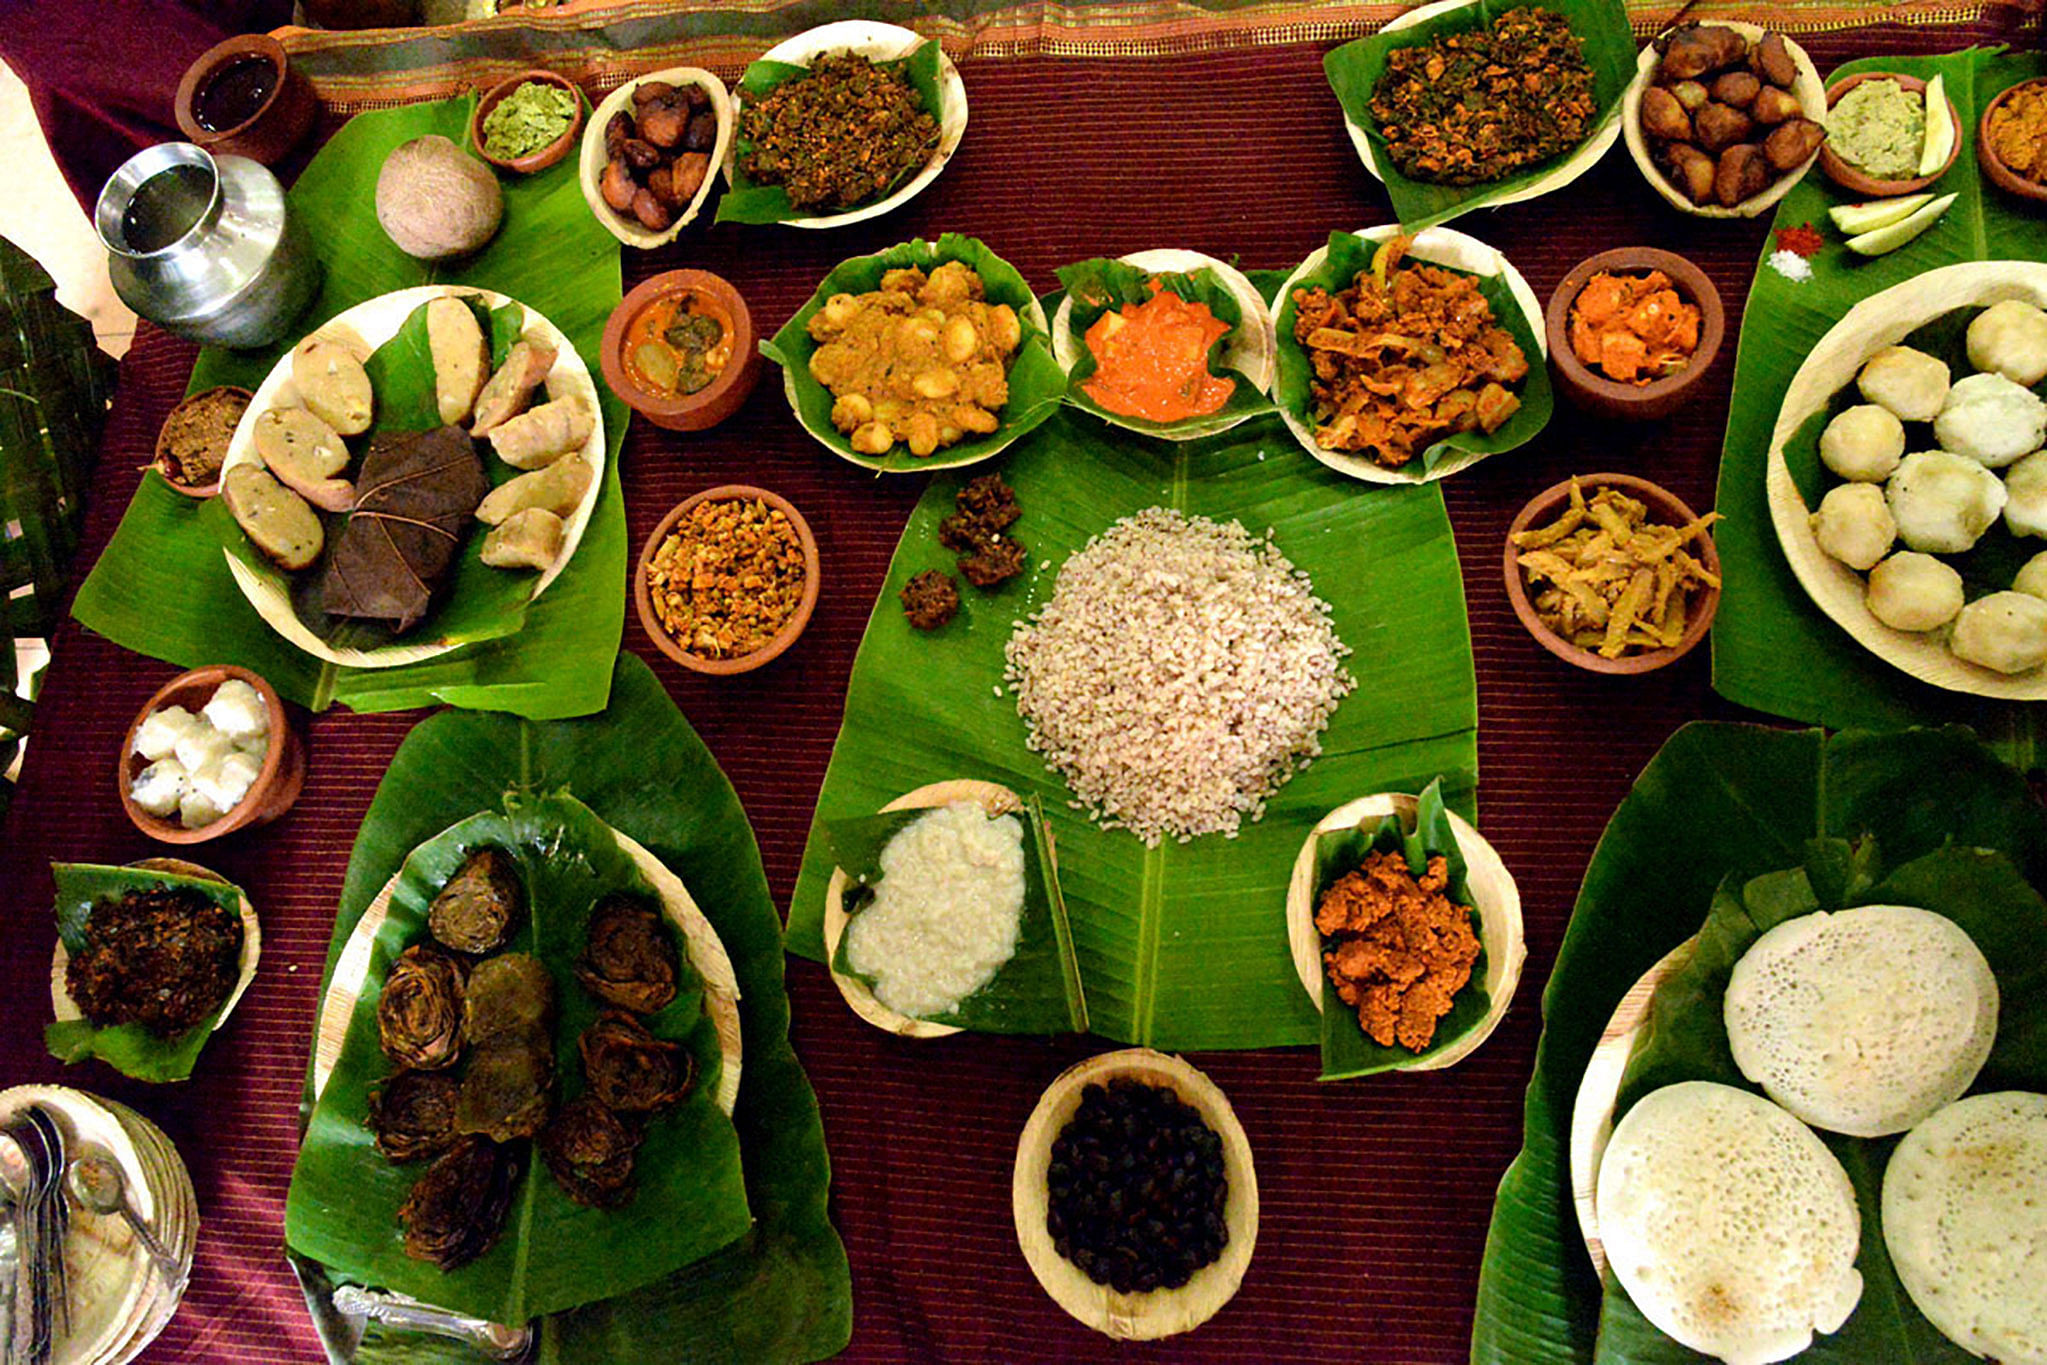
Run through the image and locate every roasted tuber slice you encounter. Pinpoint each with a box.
[604,111,632,159]
[1751,85,1805,126]
[1641,86,1693,142]
[1672,80,1710,112]
[683,109,718,153]
[600,157,637,212]
[645,163,681,208]
[631,80,675,106]
[1712,71,1761,108]
[638,100,685,149]
[1694,101,1755,154]
[681,82,709,112]
[1714,143,1772,207]
[668,151,710,202]
[630,187,673,231]
[1753,32,1799,88]
[1763,117,1826,171]
[621,137,661,171]
[1662,143,1718,203]
[1659,25,1748,82]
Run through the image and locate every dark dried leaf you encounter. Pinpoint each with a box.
[376,944,466,1071]
[398,1135,515,1270]
[579,1010,694,1115]
[574,894,679,1014]
[317,425,490,634]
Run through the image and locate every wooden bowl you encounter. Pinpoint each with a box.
[172,34,316,166]
[152,386,250,499]
[577,67,733,249]
[1283,792,1526,1073]
[1818,73,1963,197]
[1546,249,1724,422]
[634,485,820,676]
[1979,77,2047,205]
[118,666,304,844]
[470,70,584,175]
[1504,474,1721,675]
[600,271,761,432]
[1012,1048,1258,1340]
[1622,24,1827,219]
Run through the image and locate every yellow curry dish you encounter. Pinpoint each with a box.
[806,262,1024,458]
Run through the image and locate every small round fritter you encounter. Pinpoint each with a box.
[575,894,681,1015]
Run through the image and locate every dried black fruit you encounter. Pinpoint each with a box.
[377,944,466,1071]
[575,895,679,1015]
[398,1135,515,1270]
[539,1095,640,1208]
[367,1069,461,1162]
[579,1011,693,1115]
[428,847,525,955]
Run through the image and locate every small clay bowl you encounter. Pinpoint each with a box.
[635,485,820,676]
[1979,78,2047,205]
[470,70,585,175]
[600,271,761,432]
[119,665,305,844]
[1819,73,1963,197]
[1545,249,1724,422]
[172,35,316,166]
[152,385,251,499]
[1503,474,1721,676]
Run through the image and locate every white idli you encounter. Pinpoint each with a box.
[1935,371,2047,469]
[1820,404,1907,483]
[1887,450,2007,554]
[1811,482,1896,571]
[1951,591,2047,675]
[1597,1080,1863,1365]
[1883,1091,2047,1365]
[1867,551,1965,632]
[1858,344,1951,422]
[1968,299,2047,387]
[1725,905,1997,1137]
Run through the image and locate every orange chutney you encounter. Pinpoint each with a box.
[623,289,736,397]
[1080,283,1236,423]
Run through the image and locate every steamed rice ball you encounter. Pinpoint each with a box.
[2016,550,2047,601]
[179,786,225,830]
[1867,552,1964,632]
[1934,372,2047,469]
[129,758,189,818]
[200,678,268,743]
[1810,483,1895,570]
[1887,450,2007,553]
[189,748,261,815]
[1820,404,1907,482]
[1967,298,2047,387]
[2007,449,2047,539]
[1858,345,1951,422]
[1950,591,2047,674]
[132,704,201,762]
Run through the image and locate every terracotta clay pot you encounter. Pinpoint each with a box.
[634,485,820,676]
[470,69,585,175]
[1979,78,2047,206]
[173,35,316,166]
[601,271,761,432]
[118,665,305,844]
[1818,72,1964,198]
[1545,248,1724,422]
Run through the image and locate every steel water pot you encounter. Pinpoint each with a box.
[96,142,321,350]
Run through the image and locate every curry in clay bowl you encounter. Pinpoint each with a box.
[1979,77,2047,205]
[1545,248,1724,422]
[1818,72,1962,198]
[600,270,760,431]
[1504,473,1721,675]
[119,664,305,844]
[634,485,820,676]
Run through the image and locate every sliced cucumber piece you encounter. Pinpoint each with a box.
[1829,194,1933,236]
[1918,74,1955,178]
[1845,192,1958,256]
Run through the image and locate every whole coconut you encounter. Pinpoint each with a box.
[376,135,503,261]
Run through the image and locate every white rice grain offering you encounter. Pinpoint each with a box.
[1003,508,1353,845]
[845,802,1028,1020]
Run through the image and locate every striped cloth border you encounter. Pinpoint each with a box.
[278,0,2000,111]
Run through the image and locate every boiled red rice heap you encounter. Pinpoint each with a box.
[1003,508,1353,845]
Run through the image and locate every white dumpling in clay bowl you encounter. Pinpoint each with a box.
[1887,451,2007,554]
[1933,372,2047,469]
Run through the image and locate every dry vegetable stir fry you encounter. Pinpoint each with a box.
[738,52,938,213]
[645,497,809,660]
[1513,479,1721,658]
[1291,236,1528,470]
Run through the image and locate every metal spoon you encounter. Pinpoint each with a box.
[62,1156,183,1292]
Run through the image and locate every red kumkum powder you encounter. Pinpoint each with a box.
[1774,223,1826,257]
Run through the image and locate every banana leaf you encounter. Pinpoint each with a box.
[1712,48,2047,763]
[43,861,247,1083]
[1321,0,1635,232]
[1311,776,1491,1080]
[1054,258,1275,439]
[70,94,627,720]
[1468,721,2047,1365]
[824,793,1088,1034]
[759,233,1066,473]
[286,791,750,1325]
[715,40,943,226]
[1592,838,2047,1362]
[786,409,1479,1050]
[308,654,848,1365]
[1273,230,1552,479]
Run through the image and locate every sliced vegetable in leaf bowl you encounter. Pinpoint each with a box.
[717,20,967,230]
[47,858,260,1083]
[216,283,605,669]
[1049,250,1276,443]
[1323,0,1634,231]
[822,779,1087,1039]
[1284,779,1523,1081]
[1274,226,1550,484]
[761,232,1065,473]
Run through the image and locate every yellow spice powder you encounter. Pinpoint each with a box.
[1989,85,2047,180]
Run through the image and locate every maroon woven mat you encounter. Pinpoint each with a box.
[0,24,2006,1362]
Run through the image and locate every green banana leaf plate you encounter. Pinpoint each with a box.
[1469,721,2047,1365]
[72,94,628,720]
[1322,0,1634,232]
[786,408,1479,1051]
[303,655,849,1365]
[1712,48,2047,762]
[286,791,752,1325]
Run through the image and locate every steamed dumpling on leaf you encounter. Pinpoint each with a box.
[1866,552,1964,632]
[253,407,354,512]
[2005,448,2047,539]
[368,1070,462,1163]
[456,1036,555,1142]
[487,396,594,470]
[471,337,557,436]
[461,952,555,1046]
[1967,299,2047,387]
[317,425,490,634]
[1810,483,1895,571]
[427,296,490,427]
[1819,404,1906,483]
[427,847,525,955]
[1933,372,2047,469]
[575,894,680,1015]
[579,1010,692,1115]
[480,508,565,572]
[397,1135,515,1270]
[476,454,592,526]
[1886,450,2007,554]
[377,944,466,1071]
[1950,591,2047,674]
